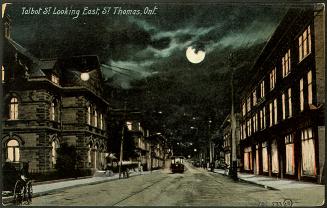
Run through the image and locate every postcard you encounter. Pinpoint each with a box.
[1,1,325,206]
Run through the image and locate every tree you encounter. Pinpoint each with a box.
[55,143,81,178]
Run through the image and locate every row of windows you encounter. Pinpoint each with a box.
[241,71,312,140]
[243,128,315,176]
[87,106,104,129]
[7,97,105,130]
[5,139,106,168]
[241,25,312,117]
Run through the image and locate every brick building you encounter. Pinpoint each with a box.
[239,6,325,183]
[1,15,110,173]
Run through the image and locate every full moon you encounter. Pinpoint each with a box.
[186,46,206,64]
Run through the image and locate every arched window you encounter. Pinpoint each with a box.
[7,139,20,162]
[51,140,59,167]
[94,110,98,127]
[9,97,18,120]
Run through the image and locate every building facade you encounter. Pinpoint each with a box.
[239,6,325,183]
[1,16,110,174]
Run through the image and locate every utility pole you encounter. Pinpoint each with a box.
[229,52,238,180]
[119,101,127,179]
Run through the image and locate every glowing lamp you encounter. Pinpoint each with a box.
[80,72,90,81]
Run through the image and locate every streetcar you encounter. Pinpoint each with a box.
[170,156,185,173]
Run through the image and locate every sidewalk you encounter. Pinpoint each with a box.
[2,170,152,204]
[213,169,324,190]
[33,170,152,197]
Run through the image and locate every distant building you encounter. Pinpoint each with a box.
[108,110,166,171]
[1,15,110,174]
[239,6,325,183]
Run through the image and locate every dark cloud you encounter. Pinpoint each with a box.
[150,37,171,50]
[5,3,287,88]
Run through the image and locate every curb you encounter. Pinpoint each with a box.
[213,170,278,191]
[33,176,93,186]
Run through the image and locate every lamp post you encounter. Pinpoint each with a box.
[229,52,238,180]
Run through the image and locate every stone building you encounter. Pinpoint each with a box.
[239,6,325,183]
[1,15,110,174]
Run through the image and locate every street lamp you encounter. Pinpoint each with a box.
[80,72,90,81]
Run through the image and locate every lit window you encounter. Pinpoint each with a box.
[299,25,312,62]
[260,81,265,98]
[51,74,60,84]
[288,88,292,117]
[252,90,257,106]
[87,106,91,125]
[252,116,256,133]
[50,102,55,121]
[262,142,268,172]
[308,71,312,105]
[99,113,103,129]
[242,102,246,116]
[271,139,279,173]
[301,128,316,176]
[300,78,304,111]
[269,102,273,126]
[2,66,5,83]
[260,109,263,129]
[282,49,291,77]
[247,97,251,112]
[270,68,276,90]
[240,125,243,139]
[52,140,59,167]
[7,139,20,162]
[9,97,18,120]
[256,113,258,131]
[285,134,294,175]
[243,123,246,139]
[94,110,98,127]
[274,99,277,124]
[282,93,286,120]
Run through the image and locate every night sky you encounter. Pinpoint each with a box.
[4,2,294,143]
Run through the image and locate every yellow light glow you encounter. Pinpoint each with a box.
[80,72,90,81]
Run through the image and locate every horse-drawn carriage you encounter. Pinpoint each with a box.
[2,161,33,205]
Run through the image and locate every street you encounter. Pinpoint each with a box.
[29,162,324,206]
